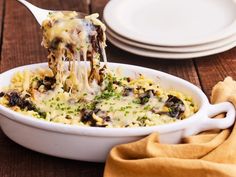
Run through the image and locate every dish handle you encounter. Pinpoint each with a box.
[184,102,236,137]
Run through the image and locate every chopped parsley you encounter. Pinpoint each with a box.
[144,105,152,111]
[132,99,141,104]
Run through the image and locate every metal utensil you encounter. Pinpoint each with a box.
[16,0,86,25]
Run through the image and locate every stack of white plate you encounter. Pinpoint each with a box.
[103,0,236,59]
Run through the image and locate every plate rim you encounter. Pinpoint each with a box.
[104,0,236,46]
[106,24,236,53]
[107,32,236,59]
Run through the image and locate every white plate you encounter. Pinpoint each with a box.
[104,0,236,46]
[107,33,236,59]
[106,25,236,53]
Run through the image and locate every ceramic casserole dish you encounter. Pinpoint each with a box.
[0,62,235,162]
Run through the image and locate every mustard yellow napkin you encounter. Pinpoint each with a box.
[104,77,236,177]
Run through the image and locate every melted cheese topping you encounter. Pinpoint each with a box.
[0,69,197,127]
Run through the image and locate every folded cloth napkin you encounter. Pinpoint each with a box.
[104,77,236,177]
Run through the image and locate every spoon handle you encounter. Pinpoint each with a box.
[16,0,52,25]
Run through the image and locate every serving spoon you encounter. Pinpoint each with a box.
[16,0,107,63]
[16,0,86,25]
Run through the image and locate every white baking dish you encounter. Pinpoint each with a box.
[0,63,235,162]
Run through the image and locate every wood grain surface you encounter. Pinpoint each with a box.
[194,50,236,97]
[0,0,236,177]
[0,0,5,60]
[0,0,4,36]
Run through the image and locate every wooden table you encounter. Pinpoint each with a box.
[0,0,235,176]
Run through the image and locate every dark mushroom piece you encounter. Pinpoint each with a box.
[43,76,56,90]
[7,92,22,107]
[139,90,153,105]
[152,95,185,119]
[80,108,110,127]
[122,87,133,96]
[0,92,5,97]
[164,95,185,119]
[50,37,63,50]
[6,92,39,112]
[81,109,94,124]
[37,76,56,91]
